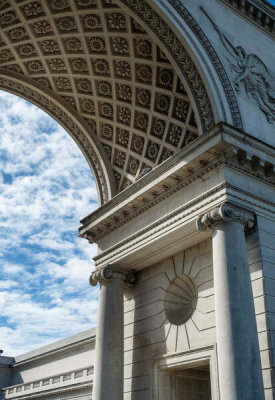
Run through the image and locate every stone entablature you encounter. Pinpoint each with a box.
[79,123,275,271]
[218,0,275,36]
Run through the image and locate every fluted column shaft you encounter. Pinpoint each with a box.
[197,203,264,400]
[90,266,135,400]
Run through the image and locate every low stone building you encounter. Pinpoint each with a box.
[0,330,95,400]
[0,0,274,399]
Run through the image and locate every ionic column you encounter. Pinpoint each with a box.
[90,266,135,400]
[197,203,264,400]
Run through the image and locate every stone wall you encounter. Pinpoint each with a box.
[255,215,275,400]
[124,229,274,399]
[123,239,215,399]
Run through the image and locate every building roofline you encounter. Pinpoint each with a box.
[13,328,96,367]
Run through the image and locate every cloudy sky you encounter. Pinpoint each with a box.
[0,91,99,357]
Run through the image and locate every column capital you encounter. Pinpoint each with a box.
[196,203,255,232]
[89,265,136,287]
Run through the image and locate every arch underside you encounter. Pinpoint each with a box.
[0,0,241,203]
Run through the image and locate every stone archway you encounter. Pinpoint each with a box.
[0,0,241,203]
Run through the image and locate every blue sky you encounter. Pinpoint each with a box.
[0,91,99,356]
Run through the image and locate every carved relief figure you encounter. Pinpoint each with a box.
[201,7,275,123]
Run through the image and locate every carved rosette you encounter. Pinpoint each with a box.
[89,266,136,286]
[196,203,255,232]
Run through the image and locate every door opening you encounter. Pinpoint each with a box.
[174,365,211,400]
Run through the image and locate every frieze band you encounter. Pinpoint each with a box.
[196,203,255,231]
[89,266,136,286]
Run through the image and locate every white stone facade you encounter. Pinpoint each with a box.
[0,0,274,399]
[1,329,95,400]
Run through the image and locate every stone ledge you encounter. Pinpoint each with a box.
[79,123,275,245]
[218,0,275,37]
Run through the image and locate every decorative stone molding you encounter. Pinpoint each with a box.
[167,0,243,129]
[202,7,275,123]
[89,266,136,286]
[196,203,255,231]
[80,141,274,244]
[91,182,275,270]
[80,123,275,232]
[93,183,228,268]
[4,366,93,400]
[0,0,205,193]
[164,274,198,326]
[218,0,275,36]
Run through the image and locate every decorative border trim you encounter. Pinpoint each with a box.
[4,383,92,400]
[79,123,275,235]
[83,150,274,243]
[167,0,243,129]
[218,0,275,36]
[93,183,228,266]
[93,181,275,268]
[89,157,226,243]
[80,127,222,227]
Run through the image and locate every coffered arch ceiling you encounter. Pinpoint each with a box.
[0,0,220,204]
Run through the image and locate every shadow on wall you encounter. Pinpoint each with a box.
[123,229,263,399]
[123,239,216,399]
[0,356,15,396]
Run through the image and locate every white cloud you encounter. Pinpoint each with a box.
[0,91,99,356]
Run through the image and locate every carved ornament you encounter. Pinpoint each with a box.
[196,203,255,231]
[167,0,243,129]
[120,0,215,131]
[0,0,204,193]
[202,7,275,123]
[89,266,136,286]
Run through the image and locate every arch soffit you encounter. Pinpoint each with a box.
[0,0,242,203]
[118,0,243,130]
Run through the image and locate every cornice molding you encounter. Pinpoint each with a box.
[12,336,95,367]
[93,183,227,267]
[93,182,275,269]
[86,157,226,243]
[218,0,275,37]
[79,123,274,232]
[79,126,222,228]
[81,147,274,244]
